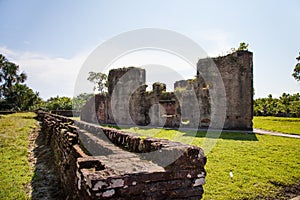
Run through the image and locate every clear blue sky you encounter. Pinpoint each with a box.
[0,0,299,99]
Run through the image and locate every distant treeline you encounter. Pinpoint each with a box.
[254,93,300,117]
[31,93,93,112]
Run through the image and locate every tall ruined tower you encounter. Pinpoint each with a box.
[107,67,146,125]
[197,50,253,130]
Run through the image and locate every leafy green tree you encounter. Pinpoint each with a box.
[45,96,72,110]
[254,93,300,117]
[292,52,300,82]
[289,101,300,117]
[0,54,40,111]
[87,71,108,93]
[5,84,41,111]
[34,95,92,111]
[0,54,27,98]
[254,98,265,116]
[72,93,93,111]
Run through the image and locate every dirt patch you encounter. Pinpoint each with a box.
[28,122,64,200]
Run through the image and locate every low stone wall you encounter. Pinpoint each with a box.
[37,111,206,199]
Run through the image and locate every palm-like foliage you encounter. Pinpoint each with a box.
[0,54,40,111]
[5,84,41,111]
[292,52,300,82]
[0,54,27,98]
[254,93,300,117]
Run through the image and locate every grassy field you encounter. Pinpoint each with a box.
[1,113,299,199]
[0,113,36,200]
[253,116,300,135]
[121,127,300,200]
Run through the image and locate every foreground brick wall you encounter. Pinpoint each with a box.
[37,111,206,199]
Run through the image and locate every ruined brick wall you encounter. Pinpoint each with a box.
[144,83,181,127]
[82,72,183,128]
[207,51,253,129]
[108,67,146,125]
[37,111,87,199]
[81,51,253,130]
[37,111,206,199]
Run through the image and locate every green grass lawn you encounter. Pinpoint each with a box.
[253,116,300,135]
[1,113,299,199]
[120,127,300,200]
[0,113,36,200]
[70,116,80,121]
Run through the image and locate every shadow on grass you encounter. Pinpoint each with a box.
[181,131,258,141]
[104,124,122,130]
[30,124,64,200]
[256,180,300,199]
[103,123,259,141]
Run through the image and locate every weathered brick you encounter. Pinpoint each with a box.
[36,111,206,199]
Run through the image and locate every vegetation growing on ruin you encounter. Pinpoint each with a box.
[0,113,36,199]
[122,127,300,200]
[87,71,108,93]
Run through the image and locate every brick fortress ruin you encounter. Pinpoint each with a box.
[81,50,253,130]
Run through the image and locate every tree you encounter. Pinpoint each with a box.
[87,71,108,93]
[45,96,72,110]
[254,93,300,117]
[289,101,300,117]
[0,54,27,98]
[32,96,72,111]
[72,93,93,111]
[0,54,40,111]
[292,52,300,82]
[5,84,41,111]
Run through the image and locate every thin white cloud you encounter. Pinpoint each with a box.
[0,30,232,100]
[109,50,197,91]
[0,46,89,99]
[188,30,233,57]
[0,46,18,57]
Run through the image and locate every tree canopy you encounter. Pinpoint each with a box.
[72,93,93,111]
[31,94,93,112]
[87,71,108,93]
[254,93,300,117]
[292,52,300,82]
[0,54,39,111]
[5,84,41,111]
[0,54,27,98]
